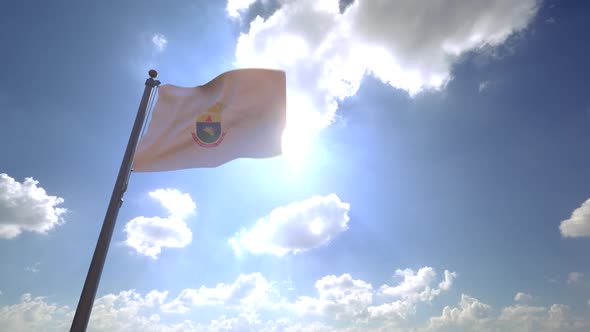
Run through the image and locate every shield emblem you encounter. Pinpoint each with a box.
[196,121,222,144]
[192,102,226,148]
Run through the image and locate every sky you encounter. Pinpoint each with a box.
[1,0,590,331]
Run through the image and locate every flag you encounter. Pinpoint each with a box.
[133,69,286,172]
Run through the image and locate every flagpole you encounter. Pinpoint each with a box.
[70,70,160,332]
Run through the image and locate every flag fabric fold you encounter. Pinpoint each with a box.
[133,69,286,172]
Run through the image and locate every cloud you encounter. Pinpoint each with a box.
[368,267,457,324]
[124,189,195,258]
[479,80,491,92]
[0,294,69,331]
[2,267,590,331]
[85,290,171,331]
[0,173,66,239]
[148,189,196,219]
[514,292,533,303]
[567,272,583,284]
[293,273,373,320]
[560,199,590,237]
[229,193,350,256]
[291,266,456,325]
[498,303,590,332]
[427,296,590,332]
[226,0,258,18]
[379,267,457,302]
[144,290,168,307]
[24,262,40,273]
[232,0,540,144]
[427,294,494,330]
[161,272,273,314]
[151,33,168,51]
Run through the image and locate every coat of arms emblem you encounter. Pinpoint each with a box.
[192,102,226,147]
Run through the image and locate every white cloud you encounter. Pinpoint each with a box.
[380,267,436,298]
[148,189,196,219]
[294,273,373,320]
[379,267,457,302]
[498,303,590,332]
[124,217,191,259]
[144,290,168,307]
[229,193,350,256]
[86,290,170,331]
[226,0,258,18]
[233,0,540,150]
[24,262,40,273]
[290,267,456,325]
[567,272,583,284]
[514,292,533,303]
[0,173,66,239]
[151,33,168,51]
[479,80,491,92]
[0,294,69,331]
[3,267,590,331]
[161,273,274,314]
[368,267,457,324]
[560,199,590,237]
[124,189,195,258]
[427,296,590,332]
[428,294,494,330]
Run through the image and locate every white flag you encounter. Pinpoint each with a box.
[133,69,286,171]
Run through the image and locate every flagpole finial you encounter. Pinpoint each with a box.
[149,69,158,78]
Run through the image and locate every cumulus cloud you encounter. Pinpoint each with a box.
[232,0,541,148]
[151,33,167,51]
[229,193,350,256]
[124,189,195,258]
[0,173,66,239]
[294,273,373,320]
[2,267,590,331]
[479,80,491,92]
[226,0,258,18]
[86,290,171,331]
[567,272,583,284]
[0,294,69,331]
[560,199,590,237]
[24,262,40,273]
[428,294,494,330]
[379,267,457,302]
[148,189,196,220]
[427,296,590,332]
[161,273,274,314]
[514,292,533,303]
[291,266,456,325]
[368,267,457,324]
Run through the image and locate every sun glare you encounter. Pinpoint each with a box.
[281,93,325,164]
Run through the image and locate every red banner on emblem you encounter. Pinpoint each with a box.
[192,132,226,148]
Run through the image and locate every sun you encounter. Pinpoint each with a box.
[280,93,325,164]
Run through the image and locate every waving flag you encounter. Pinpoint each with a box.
[133,69,286,171]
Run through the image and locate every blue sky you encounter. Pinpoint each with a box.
[1,0,590,331]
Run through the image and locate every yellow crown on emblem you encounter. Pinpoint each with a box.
[197,102,223,122]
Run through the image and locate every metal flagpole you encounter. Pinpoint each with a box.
[70,70,161,332]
